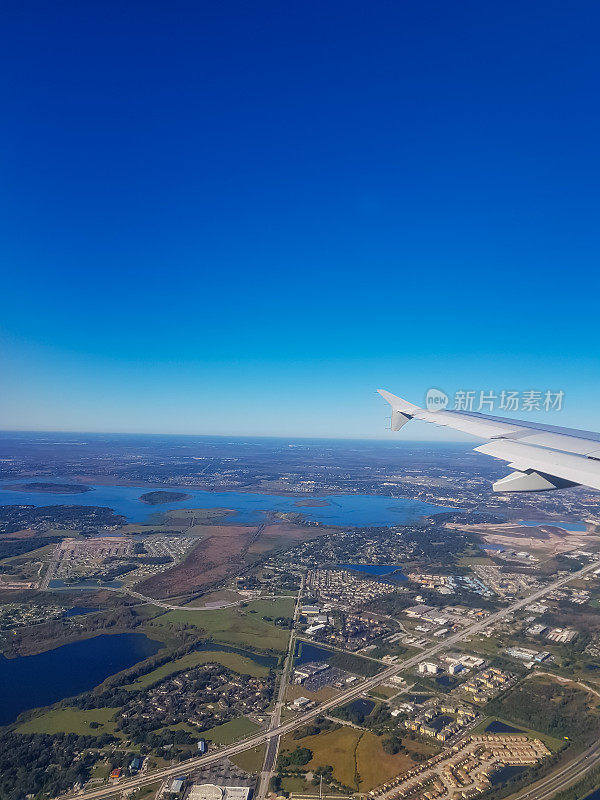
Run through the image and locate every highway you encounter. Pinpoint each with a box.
[58,559,599,800]
[513,738,600,800]
[256,577,304,797]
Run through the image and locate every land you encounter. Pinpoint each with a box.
[139,491,192,505]
[0,435,599,800]
[2,483,93,494]
[136,526,261,599]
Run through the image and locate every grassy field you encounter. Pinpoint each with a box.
[368,685,400,699]
[150,603,292,652]
[283,725,435,792]
[280,775,314,793]
[244,596,295,619]
[201,716,260,745]
[123,648,269,689]
[17,706,121,737]
[229,744,267,773]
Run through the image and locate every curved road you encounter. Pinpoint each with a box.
[58,560,599,800]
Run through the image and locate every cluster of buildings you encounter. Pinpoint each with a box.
[119,663,273,732]
[471,565,540,598]
[291,660,357,693]
[526,623,578,643]
[546,627,578,643]
[407,573,493,599]
[0,602,69,631]
[417,654,487,678]
[403,700,478,743]
[329,612,390,650]
[506,646,552,665]
[369,735,550,800]
[305,568,398,608]
[49,535,135,582]
[403,605,489,639]
[460,668,514,704]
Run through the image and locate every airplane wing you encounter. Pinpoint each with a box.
[378,389,600,492]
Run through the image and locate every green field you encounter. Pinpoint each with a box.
[17,706,121,737]
[244,596,295,618]
[230,744,267,773]
[150,602,292,652]
[123,648,269,689]
[282,725,431,792]
[201,716,260,745]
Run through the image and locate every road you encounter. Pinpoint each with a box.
[514,738,600,800]
[257,577,305,797]
[48,579,294,612]
[59,560,599,800]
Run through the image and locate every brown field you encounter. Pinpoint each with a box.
[135,525,256,598]
[247,522,332,555]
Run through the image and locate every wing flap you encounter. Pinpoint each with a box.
[475,440,600,491]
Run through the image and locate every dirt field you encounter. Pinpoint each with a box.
[136,525,256,598]
[449,521,600,555]
[246,522,332,555]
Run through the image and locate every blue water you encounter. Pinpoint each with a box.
[519,520,586,532]
[490,765,527,786]
[195,642,279,669]
[294,641,336,665]
[63,606,99,617]
[336,563,406,578]
[0,632,162,724]
[486,720,523,734]
[0,479,455,527]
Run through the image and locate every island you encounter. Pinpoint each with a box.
[139,490,192,505]
[293,498,331,507]
[2,482,92,494]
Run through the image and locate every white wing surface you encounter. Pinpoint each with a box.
[378,389,600,492]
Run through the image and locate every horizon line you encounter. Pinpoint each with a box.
[0,428,474,444]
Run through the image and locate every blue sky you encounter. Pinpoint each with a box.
[1,0,598,437]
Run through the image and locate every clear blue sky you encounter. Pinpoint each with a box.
[1,1,598,437]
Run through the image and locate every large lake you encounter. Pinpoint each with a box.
[0,479,455,526]
[0,632,162,724]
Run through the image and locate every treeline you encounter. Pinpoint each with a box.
[486,679,600,744]
[4,603,172,659]
[0,504,125,534]
[0,731,116,800]
[0,536,61,559]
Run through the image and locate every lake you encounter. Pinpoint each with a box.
[335,564,407,578]
[0,632,162,724]
[195,641,279,669]
[490,765,527,786]
[63,606,99,617]
[0,478,455,527]
[294,641,336,665]
[485,720,524,734]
